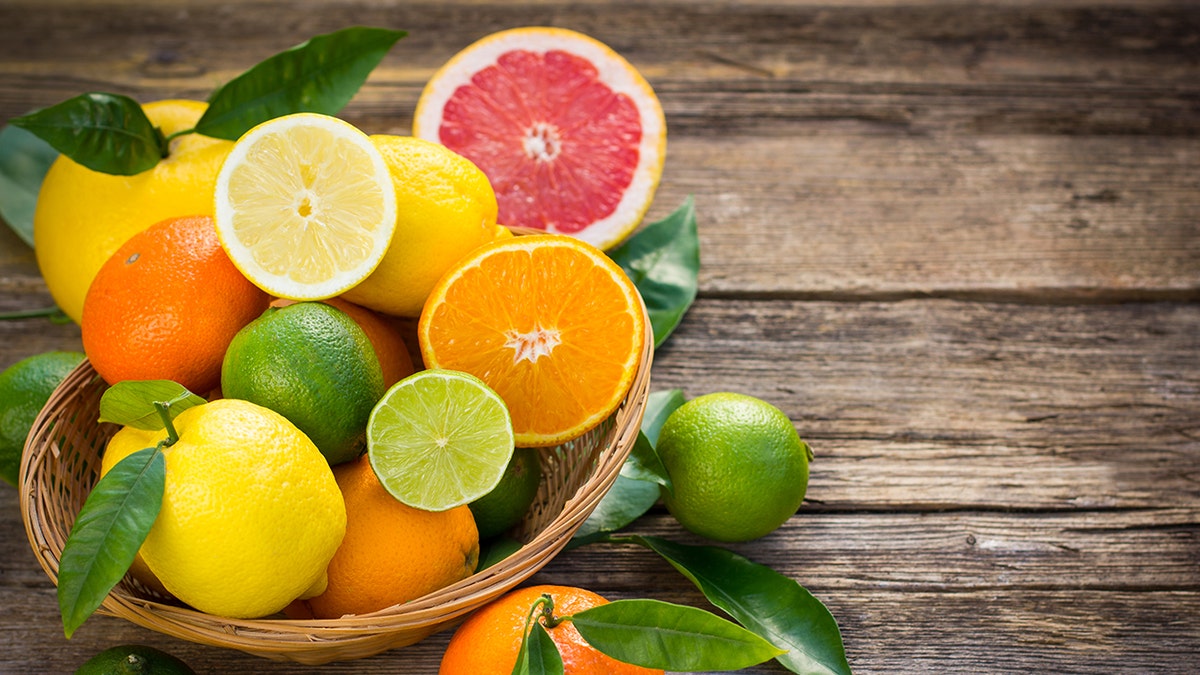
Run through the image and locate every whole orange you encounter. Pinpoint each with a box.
[81,215,271,394]
[439,584,664,675]
[271,296,414,388]
[35,99,233,323]
[287,455,479,619]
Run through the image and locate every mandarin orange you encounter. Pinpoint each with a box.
[418,234,646,447]
[438,584,663,675]
[81,215,270,394]
[287,455,479,619]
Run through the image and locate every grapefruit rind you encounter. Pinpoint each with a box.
[413,27,666,251]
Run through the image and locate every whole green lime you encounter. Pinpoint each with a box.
[74,644,195,675]
[221,302,384,465]
[656,392,811,542]
[469,446,542,538]
[0,350,85,487]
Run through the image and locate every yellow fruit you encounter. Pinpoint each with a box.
[34,99,233,322]
[100,399,347,618]
[656,393,811,543]
[214,112,397,300]
[340,136,504,317]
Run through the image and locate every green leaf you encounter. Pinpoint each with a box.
[57,447,165,638]
[628,535,851,675]
[98,380,205,430]
[610,197,700,348]
[568,388,688,546]
[621,431,671,490]
[9,93,164,176]
[568,472,660,547]
[621,388,687,491]
[511,622,564,675]
[195,26,406,140]
[477,535,523,571]
[570,598,784,671]
[0,124,58,246]
[641,388,686,446]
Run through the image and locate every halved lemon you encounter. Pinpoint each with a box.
[214,113,397,300]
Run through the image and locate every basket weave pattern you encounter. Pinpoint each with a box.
[19,309,651,664]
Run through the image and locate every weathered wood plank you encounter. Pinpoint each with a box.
[537,511,1200,593]
[4,131,1197,301]
[664,134,1200,299]
[1,4,1197,300]
[4,507,1198,673]
[5,587,1198,673]
[3,296,1196,511]
[2,2,1198,93]
[652,298,1200,510]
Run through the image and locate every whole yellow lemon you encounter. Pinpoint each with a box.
[101,398,347,618]
[340,136,508,318]
[34,99,233,322]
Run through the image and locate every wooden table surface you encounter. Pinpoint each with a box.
[2,2,1198,673]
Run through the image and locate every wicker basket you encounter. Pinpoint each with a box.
[19,305,652,664]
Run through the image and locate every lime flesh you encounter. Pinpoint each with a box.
[367,369,515,511]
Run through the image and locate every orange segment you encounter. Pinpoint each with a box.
[418,234,646,447]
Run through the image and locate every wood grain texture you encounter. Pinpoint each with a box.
[1,2,1197,300]
[0,1,1197,673]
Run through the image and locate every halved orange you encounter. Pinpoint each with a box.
[418,234,646,447]
[413,27,666,251]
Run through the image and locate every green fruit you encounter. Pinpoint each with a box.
[221,302,384,465]
[0,350,85,487]
[368,369,515,511]
[470,447,542,538]
[74,644,196,675]
[656,392,811,543]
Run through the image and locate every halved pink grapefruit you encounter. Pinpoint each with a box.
[413,27,667,251]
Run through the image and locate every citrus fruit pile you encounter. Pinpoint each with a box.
[0,23,832,673]
[13,26,662,625]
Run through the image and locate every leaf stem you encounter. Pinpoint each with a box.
[526,593,567,631]
[154,401,180,445]
[160,127,195,155]
[0,306,63,320]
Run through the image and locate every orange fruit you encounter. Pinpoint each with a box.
[414,27,666,250]
[34,99,233,322]
[287,455,479,619]
[81,215,271,394]
[418,234,646,447]
[272,297,414,388]
[439,584,663,675]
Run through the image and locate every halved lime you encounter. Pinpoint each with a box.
[367,369,515,511]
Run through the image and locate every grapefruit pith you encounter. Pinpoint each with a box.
[414,27,666,251]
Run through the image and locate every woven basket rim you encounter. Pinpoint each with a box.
[19,299,653,664]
